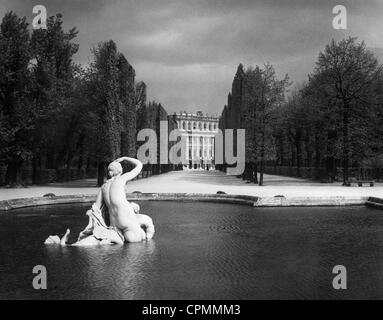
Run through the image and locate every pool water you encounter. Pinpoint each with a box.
[1,202,383,300]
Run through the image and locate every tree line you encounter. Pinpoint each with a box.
[0,12,173,187]
[219,37,383,185]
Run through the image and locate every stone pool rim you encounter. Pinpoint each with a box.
[0,192,379,212]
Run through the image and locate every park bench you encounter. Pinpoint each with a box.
[356,180,374,187]
[346,178,374,187]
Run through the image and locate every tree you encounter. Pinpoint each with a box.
[117,54,136,158]
[282,91,306,177]
[0,12,32,186]
[88,40,122,186]
[242,65,261,183]
[220,63,289,184]
[311,37,383,184]
[245,63,290,185]
[30,13,79,179]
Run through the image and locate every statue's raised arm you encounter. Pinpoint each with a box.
[110,157,143,184]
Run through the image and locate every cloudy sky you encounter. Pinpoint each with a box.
[1,0,383,115]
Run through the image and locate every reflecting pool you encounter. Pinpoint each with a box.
[1,202,383,299]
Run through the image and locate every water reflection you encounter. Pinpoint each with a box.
[44,240,156,299]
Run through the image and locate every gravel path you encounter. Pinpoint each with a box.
[1,170,383,201]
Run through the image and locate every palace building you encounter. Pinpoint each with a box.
[169,111,219,170]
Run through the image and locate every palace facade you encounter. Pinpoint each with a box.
[169,111,219,170]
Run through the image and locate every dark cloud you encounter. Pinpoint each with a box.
[1,0,382,114]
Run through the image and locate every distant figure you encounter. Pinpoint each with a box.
[45,157,155,246]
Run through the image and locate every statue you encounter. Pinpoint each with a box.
[44,157,155,246]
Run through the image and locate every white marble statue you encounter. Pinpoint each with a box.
[45,157,155,246]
